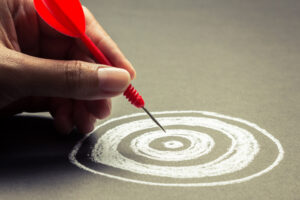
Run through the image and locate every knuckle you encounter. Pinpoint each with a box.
[94,34,111,49]
[63,61,99,98]
[64,60,84,96]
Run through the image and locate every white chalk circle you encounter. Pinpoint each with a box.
[69,111,284,187]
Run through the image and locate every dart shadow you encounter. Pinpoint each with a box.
[0,115,84,180]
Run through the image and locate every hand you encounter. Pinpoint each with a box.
[0,0,136,134]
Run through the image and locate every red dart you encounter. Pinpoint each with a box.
[33,0,166,132]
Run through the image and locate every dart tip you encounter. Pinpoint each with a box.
[142,107,166,133]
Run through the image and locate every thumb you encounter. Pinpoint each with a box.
[18,54,131,100]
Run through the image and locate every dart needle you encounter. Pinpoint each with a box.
[142,107,166,133]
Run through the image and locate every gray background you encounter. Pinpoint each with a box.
[1,0,299,199]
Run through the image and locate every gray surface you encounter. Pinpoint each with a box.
[1,0,300,199]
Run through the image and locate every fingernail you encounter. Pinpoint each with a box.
[126,60,136,79]
[98,68,130,92]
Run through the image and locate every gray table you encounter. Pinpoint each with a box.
[1,0,299,199]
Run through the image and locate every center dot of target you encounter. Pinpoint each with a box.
[163,140,184,149]
[149,135,191,151]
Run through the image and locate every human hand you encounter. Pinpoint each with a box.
[0,0,135,134]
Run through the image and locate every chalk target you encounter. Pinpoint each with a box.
[69,111,284,187]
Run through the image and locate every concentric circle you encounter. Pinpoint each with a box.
[69,111,284,187]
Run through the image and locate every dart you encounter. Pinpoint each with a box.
[34,0,166,132]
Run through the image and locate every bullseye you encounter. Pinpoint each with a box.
[130,129,215,162]
[163,140,183,149]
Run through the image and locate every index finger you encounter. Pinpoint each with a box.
[81,6,136,79]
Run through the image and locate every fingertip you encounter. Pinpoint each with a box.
[99,99,112,119]
[53,114,74,135]
[124,59,136,80]
[129,67,136,80]
[73,101,96,134]
[85,99,111,119]
[50,98,73,135]
[98,67,131,92]
[83,115,96,134]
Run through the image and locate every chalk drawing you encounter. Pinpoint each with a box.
[69,111,284,187]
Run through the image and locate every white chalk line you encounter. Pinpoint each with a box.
[69,111,284,187]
